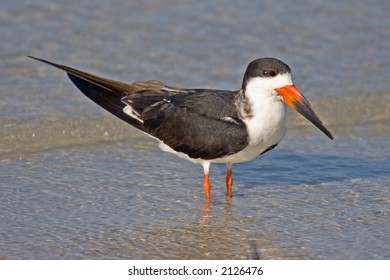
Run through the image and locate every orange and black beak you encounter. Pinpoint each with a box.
[275,85,333,139]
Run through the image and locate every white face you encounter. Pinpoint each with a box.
[245,72,293,99]
[242,72,293,115]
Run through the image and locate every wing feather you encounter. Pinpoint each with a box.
[29,56,249,159]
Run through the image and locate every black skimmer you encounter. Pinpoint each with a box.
[28,56,333,201]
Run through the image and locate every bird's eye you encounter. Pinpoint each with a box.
[262,70,277,77]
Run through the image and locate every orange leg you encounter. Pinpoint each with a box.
[226,163,233,198]
[202,162,212,202]
[203,173,211,202]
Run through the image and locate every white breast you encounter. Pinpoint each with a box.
[212,98,286,164]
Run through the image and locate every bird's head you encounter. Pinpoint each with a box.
[242,58,333,139]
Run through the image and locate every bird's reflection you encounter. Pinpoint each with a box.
[201,196,233,224]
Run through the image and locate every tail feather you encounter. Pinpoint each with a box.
[27,56,136,93]
[27,56,161,131]
[67,73,145,130]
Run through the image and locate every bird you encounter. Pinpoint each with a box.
[28,56,333,201]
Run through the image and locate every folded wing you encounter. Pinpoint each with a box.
[29,56,249,159]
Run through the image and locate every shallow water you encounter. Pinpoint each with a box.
[1,0,389,259]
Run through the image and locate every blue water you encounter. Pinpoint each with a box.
[0,0,389,259]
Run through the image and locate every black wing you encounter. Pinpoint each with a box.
[28,56,170,131]
[124,90,249,160]
[29,56,249,159]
